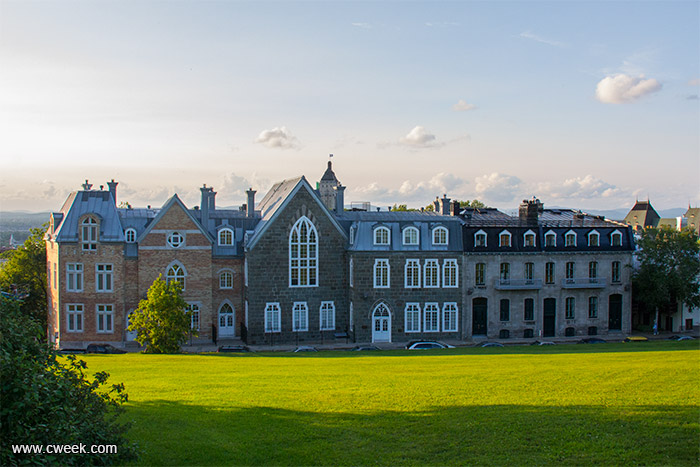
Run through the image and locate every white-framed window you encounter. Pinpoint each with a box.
[95,264,113,292]
[474,230,487,247]
[320,301,335,331]
[402,227,419,246]
[166,263,186,290]
[125,228,137,243]
[219,270,233,289]
[432,226,448,245]
[565,297,575,319]
[523,230,536,247]
[588,230,600,247]
[292,302,309,332]
[566,262,575,281]
[405,303,421,333]
[565,230,577,247]
[374,226,390,245]
[290,216,318,287]
[442,302,458,332]
[443,259,458,288]
[167,231,184,248]
[500,262,510,282]
[81,217,98,251]
[66,263,83,292]
[499,230,512,247]
[66,304,83,332]
[218,228,234,246]
[189,303,201,331]
[96,304,114,333]
[475,263,486,286]
[424,259,440,288]
[374,259,390,288]
[349,226,356,245]
[545,230,557,247]
[264,303,281,333]
[611,230,623,247]
[349,257,354,288]
[611,261,621,283]
[424,303,440,332]
[404,259,421,288]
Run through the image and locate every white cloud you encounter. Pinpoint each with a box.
[351,22,371,29]
[519,31,565,47]
[536,175,624,200]
[219,172,270,204]
[595,74,662,104]
[453,99,476,111]
[474,173,522,203]
[255,126,300,149]
[351,173,470,205]
[399,126,439,148]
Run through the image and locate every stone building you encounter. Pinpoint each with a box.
[46,163,635,349]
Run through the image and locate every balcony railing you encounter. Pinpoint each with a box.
[562,277,607,289]
[495,279,543,290]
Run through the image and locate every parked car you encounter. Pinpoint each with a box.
[479,342,504,348]
[623,336,648,343]
[217,345,253,353]
[292,346,318,352]
[530,341,556,346]
[675,336,695,341]
[85,343,127,354]
[349,345,381,351]
[58,348,86,354]
[578,337,607,344]
[406,341,455,350]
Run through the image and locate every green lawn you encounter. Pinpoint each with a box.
[81,341,700,466]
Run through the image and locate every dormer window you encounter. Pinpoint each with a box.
[499,230,512,248]
[474,230,487,247]
[125,228,137,243]
[167,231,184,248]
[374,226,390,245]
[545,230,557,247]
[565,230,577,247]
[403,227,419,246]
[588,230,600,247]
[611,230,622,247]
[81,217,98,251]
[432,226,448,245]
[523,230,536,247]
[218,228,234,246]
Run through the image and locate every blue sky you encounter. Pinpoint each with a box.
[1,1,698,212]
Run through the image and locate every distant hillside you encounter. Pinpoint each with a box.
[0,212,50,247]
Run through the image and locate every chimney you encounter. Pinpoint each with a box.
[519,197,542,224]
[208,188,217,211]
[246,188,256,218]
[439,194,451,215]
[82,180,93,190]
[200,184,213,224]
[334,185,345,214]
[107,179,118,205]
[451,200,461,216]
[433,197,440,212]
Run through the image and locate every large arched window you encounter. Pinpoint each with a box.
[374,226,390,245]
[166,263,186,290]
[402,227,419,245]
[289,216,318,287]
[218,228,234,246]
[219,270,233,289]
[125,228,137,243]
[432,226,448,245]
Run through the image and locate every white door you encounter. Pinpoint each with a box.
[126,311,137,341]
[219,303,236,337]
[372,303,391,343]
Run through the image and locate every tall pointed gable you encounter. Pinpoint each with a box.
[137,194,214,244]
[246,176,347,250]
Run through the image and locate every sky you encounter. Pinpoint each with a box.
[1,0,698,213]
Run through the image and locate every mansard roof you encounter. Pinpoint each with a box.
[623,200,660,228]
[52,189,125,243]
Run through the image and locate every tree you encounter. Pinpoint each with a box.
[633,227,700,329]
[0,226,47,329]
[128,275,193,353]
[459,199,488,209]
[0,297,137,465]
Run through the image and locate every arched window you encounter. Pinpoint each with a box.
[218,228,234,246]
[523,230,536,247]
[588,230,600,247]
[499,230,512,247]
[611,230,623,247]
[545,230,557,247]
[432,226,448,245]
[219,270,233,289]
[289,216,318,287]
[125,228,137,243]
[474,230,487,247]
[565,230,577,247]
[374,226,390,245]
[402,227,419,245]
[219,303,234,328]
[166,263,186,290]
[81,217,98,250]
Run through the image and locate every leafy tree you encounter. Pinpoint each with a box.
[0,226,47,329]
[128,275,193,353]
[0,297,137,465]
[391,204,416,212]
[458,199,488,209]
[633,227,700,328]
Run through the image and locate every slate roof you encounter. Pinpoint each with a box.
[624,201,660,228]
[320,161,338,182]
[53,190,125,243]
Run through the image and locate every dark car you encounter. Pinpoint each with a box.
[217,345,253,353]
[578,338,607,344]
[406,341,455,350]
[675,336,695,341]
[350,345,381,351]
[85,343,127,354]
[479,342,504,348]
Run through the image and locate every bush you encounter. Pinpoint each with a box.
[0,297,138,465]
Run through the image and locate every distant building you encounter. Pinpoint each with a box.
[623,200,660,232]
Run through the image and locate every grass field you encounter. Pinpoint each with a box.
[81,341,700,466]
